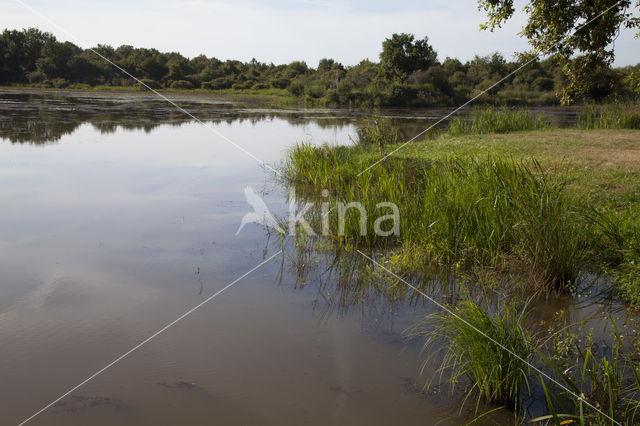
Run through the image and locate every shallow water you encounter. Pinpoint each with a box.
[0,89,632,425]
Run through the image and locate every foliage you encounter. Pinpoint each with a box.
[477,0,640,103]
[379,33,438,82]
[1,27,638,107]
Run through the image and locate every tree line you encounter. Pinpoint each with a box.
[1,28,638,107]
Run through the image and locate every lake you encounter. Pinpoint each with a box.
[0,89,631,425]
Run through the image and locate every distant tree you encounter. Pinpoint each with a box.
[67,53,103,84]
[283,61,309,79]
[317,58,344,72]
[379,33,438,81]
[140,56,167,81]
[36,41,81,79]
[478,0,640,102]
[0,28,55,82]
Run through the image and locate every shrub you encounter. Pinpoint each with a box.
[135,78,161,89]
[26,71,46,83]
[50,78,69,88]
[68,83,91,89]
[232,80,254,90]
[169,80,193,89]
[354,118,399,153]
[201,76,233,90]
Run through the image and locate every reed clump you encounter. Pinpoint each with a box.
[577,104,640,130]
[447,107,550,136]
[420,299,535,410]
[282,142,586,290]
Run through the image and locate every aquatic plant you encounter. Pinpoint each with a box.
[282,145,586,290]
[577,104,640,130]
[420,299,535,410]
[354,117,400,154]
[534,322,640,425]
[447,107,550,136]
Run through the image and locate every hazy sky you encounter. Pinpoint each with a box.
[2,0,638,67]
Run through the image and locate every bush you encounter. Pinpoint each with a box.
[169,80,193,89]
[68,83,91,89]
[135,78,161,89]
[270,77,290,89]
[289,81,305,96]
[26,71,46,83]
[355,118,399,153]
[50,78,69,88]
[201,77,233,90]
[232,80,254,90]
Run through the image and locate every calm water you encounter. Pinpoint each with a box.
[0,89,631,425]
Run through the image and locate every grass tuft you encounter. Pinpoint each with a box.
[420,299,535,410]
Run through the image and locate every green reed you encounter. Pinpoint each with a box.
[577,104,640,130]
[447,107,550,136]
[282,143,586,290]
[534,322,640,426]
[420,299,535,410]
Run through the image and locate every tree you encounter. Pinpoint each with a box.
[36,41,81,79]
[477,0,640,102]
[379,33,438,82]
[0,28,55,82]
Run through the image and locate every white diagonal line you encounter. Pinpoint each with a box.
[357,0,627,176]
[17,250,282,426]
[12,0,280,176]
[356,249,622,426]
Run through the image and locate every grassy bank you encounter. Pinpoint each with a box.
[281,109,640,295]
[0,84,303,107]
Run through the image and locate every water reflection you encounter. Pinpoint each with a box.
[0,90,356,144]
[0,89,583,145]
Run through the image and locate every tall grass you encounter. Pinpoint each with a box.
[420,299,535,410]
[419,303,640,424]
[577,104,640,129]
[534,322,640,425]
[447,107,550,136]
[282,145,586,290]
[354,117,400,153]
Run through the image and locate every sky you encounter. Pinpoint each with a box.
[2,0,639,67]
